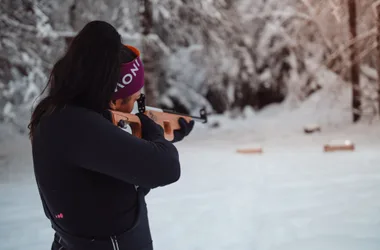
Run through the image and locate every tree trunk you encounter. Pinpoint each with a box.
[139,0,157,107]
[69,0,77,31]
[377,3,380,116]
[348,0,361,122]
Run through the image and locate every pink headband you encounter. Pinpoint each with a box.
[113,45,144,100]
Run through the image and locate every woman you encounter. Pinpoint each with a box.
[29,20,194,250]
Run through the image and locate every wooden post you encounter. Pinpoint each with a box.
[323,140,355,152]
[348,0,361,122]
[140,0,153,36]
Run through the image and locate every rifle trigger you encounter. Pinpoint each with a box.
[117,120,126,128]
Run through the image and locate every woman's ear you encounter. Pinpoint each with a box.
[109,98,128,111]
[109,100,117,110]
[109,97,134,113]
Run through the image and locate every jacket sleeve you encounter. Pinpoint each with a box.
[42,106,181,189]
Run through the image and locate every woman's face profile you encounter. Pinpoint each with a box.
[111,90,142,113]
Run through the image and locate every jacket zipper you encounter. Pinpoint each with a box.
[114,236,119,250]
[110,236,119,250]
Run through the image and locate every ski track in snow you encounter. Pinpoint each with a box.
[1,122,380,250]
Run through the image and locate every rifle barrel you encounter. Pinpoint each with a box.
[145,106,208,123]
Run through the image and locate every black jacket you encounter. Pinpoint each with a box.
[32,105,181,250]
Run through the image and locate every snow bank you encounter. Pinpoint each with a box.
[1,76,380,250]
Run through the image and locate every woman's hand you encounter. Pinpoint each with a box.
[172,118,195,143]
[135,113,164,141]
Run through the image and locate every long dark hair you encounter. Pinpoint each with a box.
[28,20,137,139]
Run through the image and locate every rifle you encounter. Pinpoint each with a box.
[109,94,208,141]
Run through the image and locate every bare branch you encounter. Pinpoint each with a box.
[328,0,344,23]
[0,14,36,32]
[299,0,333,50]
[325,28,376,67]
[372,0,380,18]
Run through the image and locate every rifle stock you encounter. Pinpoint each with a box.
[109,93,208,141]
[110,109,196,141]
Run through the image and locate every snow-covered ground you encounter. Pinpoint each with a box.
[1,86,380,249]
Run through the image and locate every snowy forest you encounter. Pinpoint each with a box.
[0,0,378,132]
[2,2,380,249]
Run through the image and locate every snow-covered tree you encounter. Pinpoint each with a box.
[0,0,378,131]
